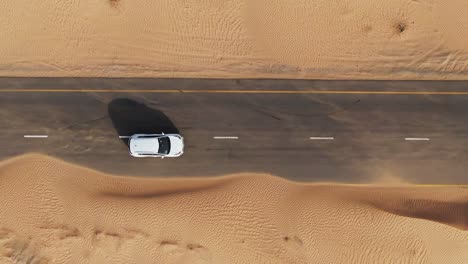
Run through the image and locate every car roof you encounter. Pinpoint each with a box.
[130,136,160,154]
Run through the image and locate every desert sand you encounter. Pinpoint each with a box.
[1,0,468,79]
[1,154,468,264]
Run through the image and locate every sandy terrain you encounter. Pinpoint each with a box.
[0,154,467,263]
[1,0,468,79]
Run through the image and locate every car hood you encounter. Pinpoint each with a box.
[168,136,184,156]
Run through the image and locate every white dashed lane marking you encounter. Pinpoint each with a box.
[22,135,434,142]
[405,137,430,141]
[24,135,48,138]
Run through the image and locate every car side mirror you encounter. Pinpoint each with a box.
[161,156,165,159]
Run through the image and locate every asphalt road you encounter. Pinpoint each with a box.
[1,78,468,184]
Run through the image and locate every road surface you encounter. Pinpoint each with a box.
[1,77,468,184]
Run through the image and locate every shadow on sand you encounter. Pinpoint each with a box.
[108,98,179,145]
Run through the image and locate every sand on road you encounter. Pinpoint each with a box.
[1,0,468,79]
[1,154,468,263]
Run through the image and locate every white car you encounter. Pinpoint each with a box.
[129,134,184,158]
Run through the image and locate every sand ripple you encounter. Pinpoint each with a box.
[1,154,468,263]
[0,1,468,78]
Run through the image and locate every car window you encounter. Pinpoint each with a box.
[157,137,171,154]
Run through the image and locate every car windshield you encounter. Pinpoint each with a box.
[157,136,171,154]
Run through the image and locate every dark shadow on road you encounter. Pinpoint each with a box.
[108,98,179,145]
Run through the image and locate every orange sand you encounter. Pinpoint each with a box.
[1,0,468,79]
[1,154,468,263]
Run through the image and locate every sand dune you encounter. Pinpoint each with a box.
[1,0,468,79]
[1,154,468,263]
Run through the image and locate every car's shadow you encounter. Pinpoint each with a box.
[108,98,179,146]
